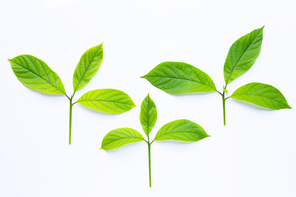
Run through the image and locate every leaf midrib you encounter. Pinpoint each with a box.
[78,99,134,106]
[103,136,143,148]
[156,131,202,140]
[144,76,215,91]
[226,28,263,84]
[232,92,286,105]
[74,48,101,91]
[12,57,64,94]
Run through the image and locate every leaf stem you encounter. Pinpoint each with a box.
[69,96,73,145]
[216,90,223,96]
[222,89,226,125]
[147,139,152,187]
[65,94,70,100]
[68,92,76,145]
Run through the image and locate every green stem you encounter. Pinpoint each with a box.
[222,90,226,125]
[69,97,73,145]
[148,139,152,187]
[68,92,76,145]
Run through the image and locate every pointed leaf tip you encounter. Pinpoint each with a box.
[101,128,144,150]
[223,27,264,84]
[73,44,104,91]
[154,119,209,141]
[142,61,216,95]
[9,54,66,95]
[77,89,135,114]
[140,94,157,136]
[231,82,291,110]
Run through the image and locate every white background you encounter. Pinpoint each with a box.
[0,0,296,196]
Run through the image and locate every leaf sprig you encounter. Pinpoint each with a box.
[9,43,135,144]
[141,26,291,125]
[101,94,210,187]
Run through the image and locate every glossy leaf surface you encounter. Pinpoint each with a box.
[141,61,216,95]
[9,55,66,94]
[76,89,136,114]
[154,119,210,141]
[231,82,291,109]
[73,43,103,91]
[140,94,157,136]
[101,128,144,150]
[224,26,264,85]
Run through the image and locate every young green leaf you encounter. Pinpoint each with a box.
[76,89,136,114]
[140,94,157,136]
[141,61,216,95]
[9,44,135,144]
[224,26,264,85]
[101,95,209,187]
[9,55,66,95]
[230,82,291,109]
[141,26,291,125]
[101,128,144,150]
[73,43,103,91]
[154,119,210,141]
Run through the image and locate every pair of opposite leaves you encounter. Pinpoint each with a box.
[9,43,136,144]
[101,94,210,187]
[141,26,291,125]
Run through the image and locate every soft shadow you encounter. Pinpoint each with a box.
[154,140,193,145]
[100,141,144,153]
[25,87,66,97]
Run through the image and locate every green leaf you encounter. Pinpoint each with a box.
[224,26,264,85]
[73,43,103,91]
[230,82,291,109]
[141,61,216,95]
[140,94,157,136]
[101,128,144,150]
[154,119,210,141]
[9,55,66,95]
[76,89,136,114]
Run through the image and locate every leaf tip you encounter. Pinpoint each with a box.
[287,105,292,109]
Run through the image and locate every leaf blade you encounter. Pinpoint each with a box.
[73,43,103,91]
[76,89,136,114]
[141,61,216,95]
[224,26,264,85]
[140,94,157,136]
[154,119,210,141]
[9,55,66,95]
[101,128,144,150]
[230,82,291,109]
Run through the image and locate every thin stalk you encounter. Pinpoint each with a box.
[69,97,73,144]
[222,90,226,125]
[147,138,152,187]
[68,92,76,145]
